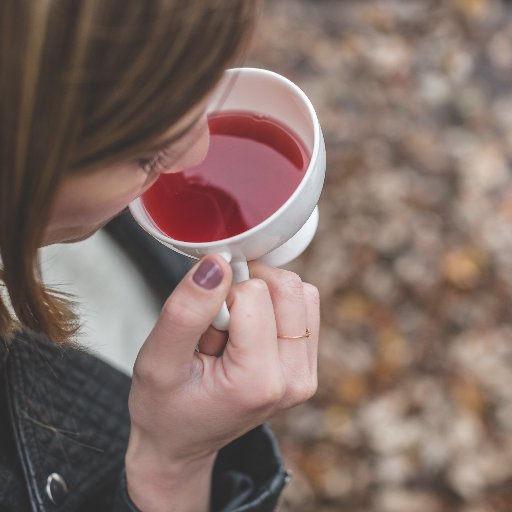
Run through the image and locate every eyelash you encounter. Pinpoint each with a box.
[138,147,176,175]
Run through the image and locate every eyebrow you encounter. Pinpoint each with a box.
[144,109,206,154]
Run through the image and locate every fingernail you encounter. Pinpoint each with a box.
[193,258,223,289]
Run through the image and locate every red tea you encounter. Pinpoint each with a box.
[142,110,309,242]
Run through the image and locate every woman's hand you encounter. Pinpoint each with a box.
[125,255,319,512]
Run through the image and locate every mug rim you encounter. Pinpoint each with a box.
[130,66,322,249]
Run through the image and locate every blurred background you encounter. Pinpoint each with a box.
[42,1,512,511]
[251,1,512,511]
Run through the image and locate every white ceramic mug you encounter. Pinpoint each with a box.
[130,67,326,330]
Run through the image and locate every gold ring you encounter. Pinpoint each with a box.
[278,328,311,340]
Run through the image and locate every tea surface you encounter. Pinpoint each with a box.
[142,110,309,242]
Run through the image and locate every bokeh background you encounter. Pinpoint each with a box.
[248,1,512,511]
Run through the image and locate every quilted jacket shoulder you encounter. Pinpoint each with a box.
[0,332,288,512]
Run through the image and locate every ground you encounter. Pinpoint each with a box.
[247,1,512,511]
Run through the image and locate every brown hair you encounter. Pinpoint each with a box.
[0,0,258,342]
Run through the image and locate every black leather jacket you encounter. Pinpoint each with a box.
[0,332,288,512]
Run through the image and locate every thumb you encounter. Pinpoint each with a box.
[141,254,232,372]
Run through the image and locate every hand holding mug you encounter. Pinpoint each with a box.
[125,255,319,511]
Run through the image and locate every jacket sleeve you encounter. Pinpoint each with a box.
[113,424,289,512]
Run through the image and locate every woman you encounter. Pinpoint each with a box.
[0,1,320,511]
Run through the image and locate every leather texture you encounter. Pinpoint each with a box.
[0,332,287,512]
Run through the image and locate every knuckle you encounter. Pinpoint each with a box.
[132,358,167,391]
[238,278,269,297]
[161,297,202,331]
[228,279,269,310]
[261,378,287,404]
[288,378,317,405]
[309,376,319,398]
[277,271,304,300]
[239,375,286,409]
[303,283,320,306]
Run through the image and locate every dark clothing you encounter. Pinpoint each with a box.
[0,332,288,512]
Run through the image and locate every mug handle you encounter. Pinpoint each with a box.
[210,206,320,331]
[212,252,249,331]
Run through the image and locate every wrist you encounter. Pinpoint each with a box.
[125,436,216,512]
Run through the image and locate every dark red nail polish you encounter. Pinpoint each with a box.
[193,258,223,289]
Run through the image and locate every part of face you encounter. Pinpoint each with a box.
[43,103,210,246]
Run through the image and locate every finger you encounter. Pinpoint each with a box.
[222,278,280,374]
[197,326,228,356]
[303,283,320,385]
[139,255,232,374]
[249,262,308,368]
